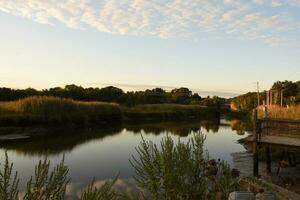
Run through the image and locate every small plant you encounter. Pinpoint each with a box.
[24,156,69,200]
[0,152,19,200]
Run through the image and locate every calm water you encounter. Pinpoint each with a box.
[0,119,250,197]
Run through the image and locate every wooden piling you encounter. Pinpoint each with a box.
[253,109,259,177]
[270,90,273,105]
[281,90,283,107]
[266,147,271,174]
[266,91,269,106]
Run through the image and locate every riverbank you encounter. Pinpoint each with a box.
[0,96,221,127]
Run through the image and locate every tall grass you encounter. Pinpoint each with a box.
[0,96,122,126]
[258,105,300,120]
[122,104,219,121]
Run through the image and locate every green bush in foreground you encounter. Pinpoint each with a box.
[130,133,239,200]
[0,133,239,199]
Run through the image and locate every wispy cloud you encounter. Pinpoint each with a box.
[252,0,300,7]
[0,0,299,45]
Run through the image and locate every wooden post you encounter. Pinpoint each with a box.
[253,109,259,177]
[270,90,273,105]
[263,105,268,118]
[281,90,283,107]
[266,91,269,106]
[266,147,271,174]
[257,82,260,106]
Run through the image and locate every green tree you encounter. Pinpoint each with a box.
[272,80,298,97]
[142,88,168,104]
[65,84,86,100]
[98,86,124,102]
[171,88,192,104]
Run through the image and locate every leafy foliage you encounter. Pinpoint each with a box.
[272,80,298,97]
[231,92,263,112]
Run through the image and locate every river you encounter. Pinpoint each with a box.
[0,118,250,198]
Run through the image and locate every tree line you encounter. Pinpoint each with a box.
[0,84,224,107]
[231,80,300,112]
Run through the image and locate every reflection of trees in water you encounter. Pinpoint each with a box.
[0,118,252,156]
[125,119,220,137]
[230,120,252,135]
[200,120,220,133]
[0,125,122,156]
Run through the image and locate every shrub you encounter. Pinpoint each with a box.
[130,133,240,200]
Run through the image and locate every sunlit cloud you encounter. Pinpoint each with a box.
[0,0,299,45]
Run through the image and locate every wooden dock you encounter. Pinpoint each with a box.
[235,109,300,196]
[251,109,300,175]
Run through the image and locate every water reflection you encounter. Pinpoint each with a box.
[0,119,231,156]
[229,120,252,135]
[125,119,221,136]
[0,126,123,156]
[0,118,251,191]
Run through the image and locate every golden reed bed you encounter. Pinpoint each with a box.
[257,105,300,120]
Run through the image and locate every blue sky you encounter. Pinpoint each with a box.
[1,0,300,96]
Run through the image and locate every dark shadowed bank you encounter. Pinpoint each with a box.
[0,96,220,127]
[122,104,219,121]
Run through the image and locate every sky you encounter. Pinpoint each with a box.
[0,0,300,97]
